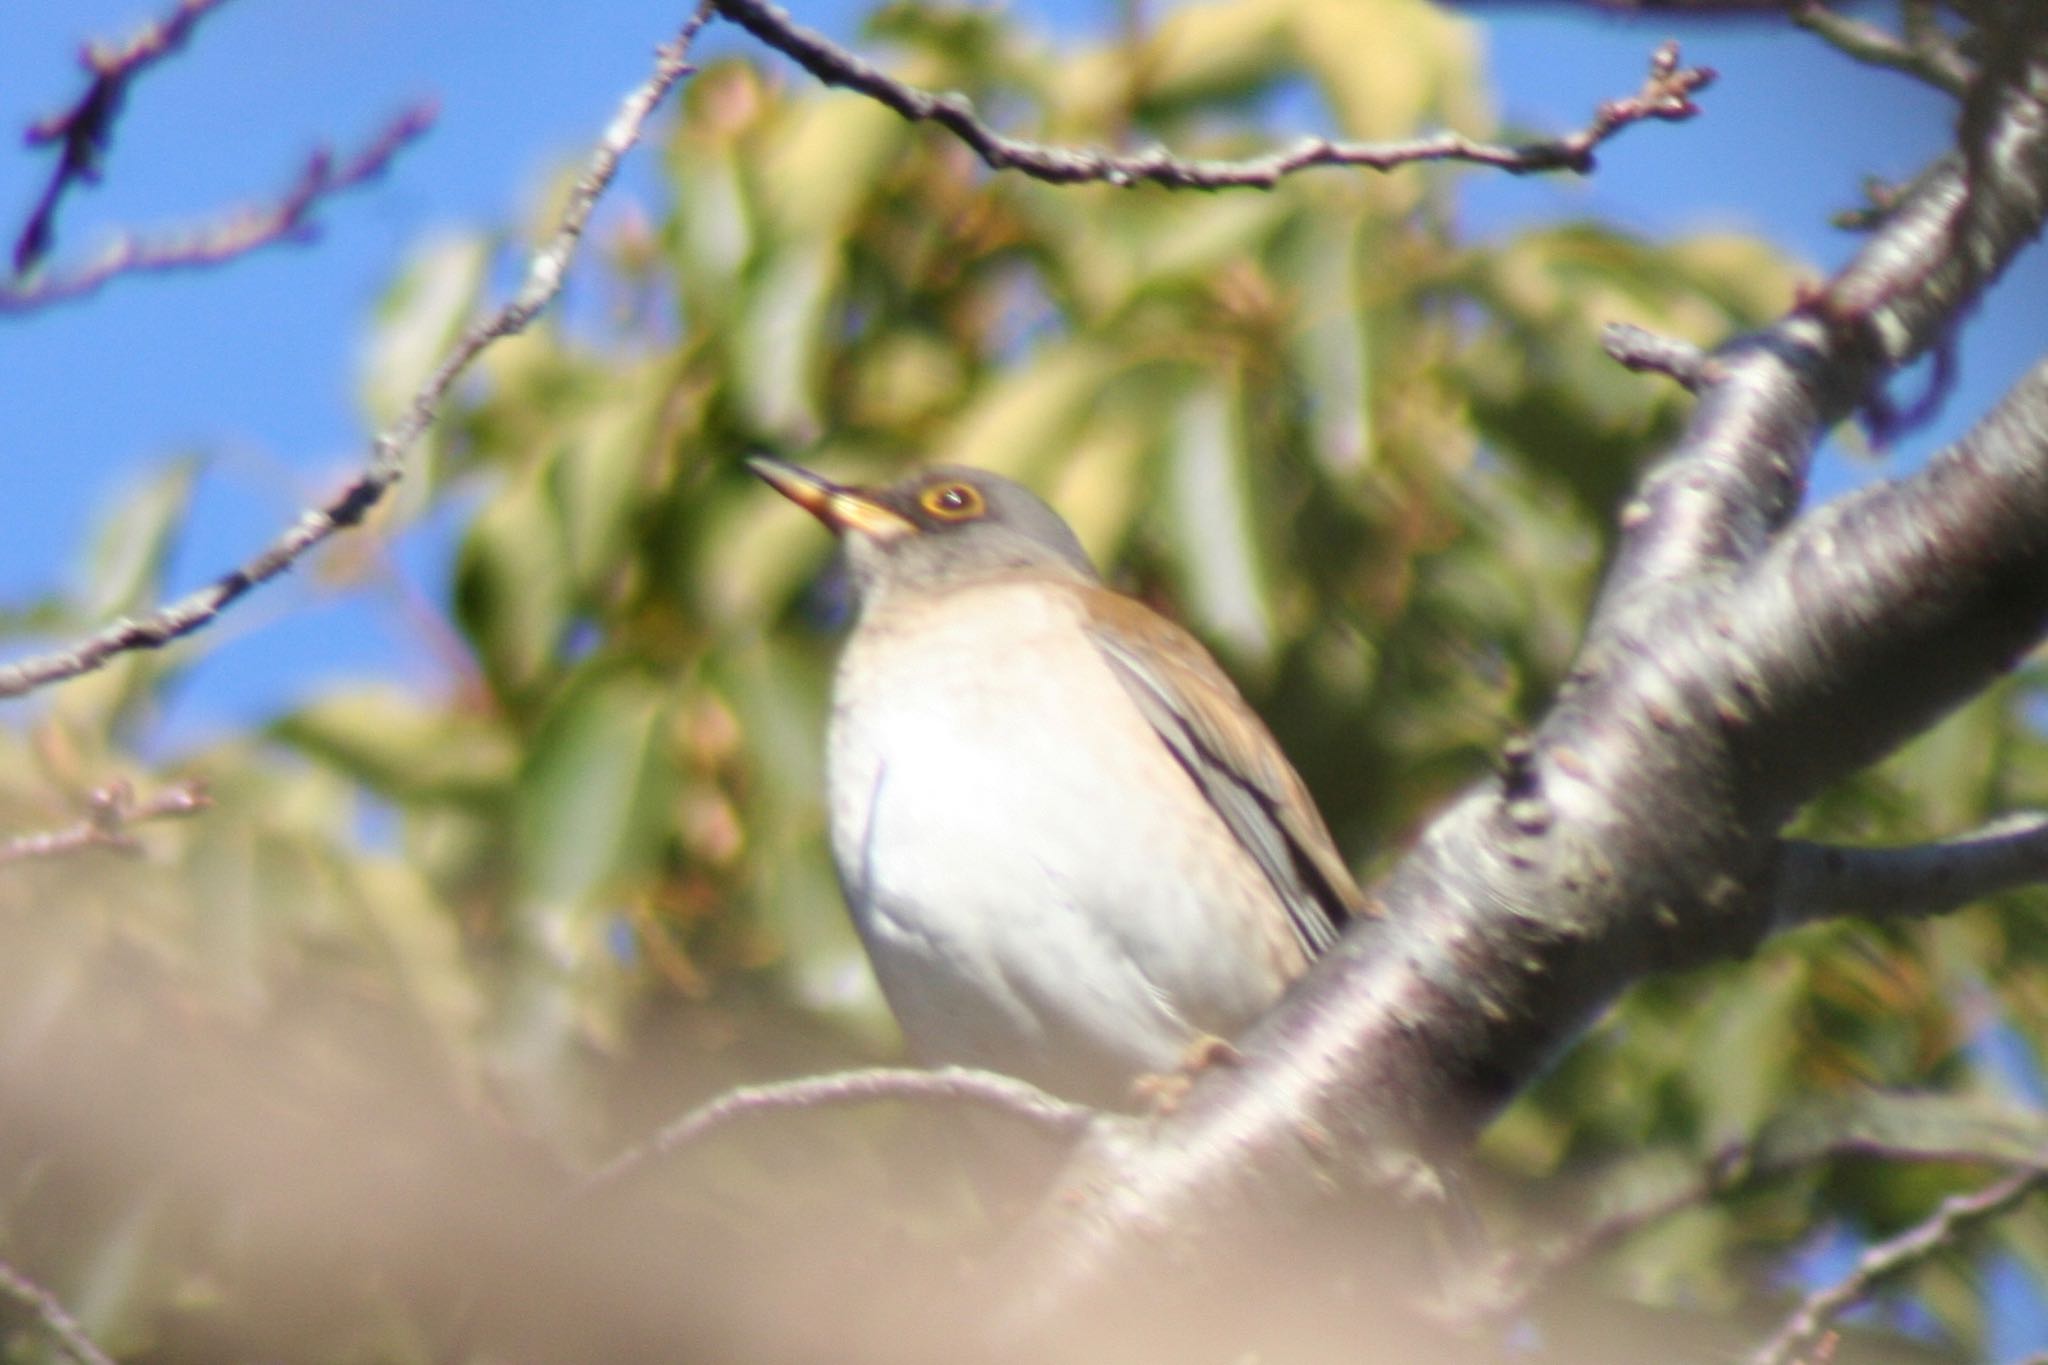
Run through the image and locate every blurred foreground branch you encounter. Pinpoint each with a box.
[0,1256,116,1365]
[583,1066,1098,1192]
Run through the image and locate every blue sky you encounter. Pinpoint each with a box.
[0,1,2042,749]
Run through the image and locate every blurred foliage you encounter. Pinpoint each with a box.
[1,0,2042,1359]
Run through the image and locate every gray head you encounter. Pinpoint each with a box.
[748,457,1100,604]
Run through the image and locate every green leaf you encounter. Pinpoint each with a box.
[549,363,668,593]
[77,454,198,622]
[361,234,489,432]
[349,858,487,1062]
[513,667,673,908]
[272,687,519,804]
[1167,382,1275,667]
[734,241,837,438]
[455,467,573,698]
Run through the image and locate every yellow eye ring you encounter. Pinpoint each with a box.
[918,482,985,521]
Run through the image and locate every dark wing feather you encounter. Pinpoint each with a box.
[1078,587,1366,960]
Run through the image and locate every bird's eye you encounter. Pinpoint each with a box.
[918,482,986,521]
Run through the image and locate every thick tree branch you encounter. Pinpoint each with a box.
[1,104,434,315]
[715,0,1712,184]
[1818,7,2048,373]
[581,1067,1098,1193]
[1592,33,2048,625]
[1793,1,1974,97]
[1727,355,2048,803]
[1774,813,2048,930]
[981,22,2048,1351]
[1749,1166,2048,1365]
[0,7,716,702]
[12,0,234,275]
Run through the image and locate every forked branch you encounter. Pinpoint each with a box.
[715,0,1712,185]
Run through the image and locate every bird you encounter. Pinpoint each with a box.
[749,456,1366,1108]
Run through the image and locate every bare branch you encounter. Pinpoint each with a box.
[1461,1092,2048,1321]
[1773,813,2048,930]
[12,0,236,275]
[581,1066,1098,1193]
[1590,34,2048,629]
[1816,9,2048,378]
[1793,1,1974,96]
[1749,1166,2048,1365]
[715,0,1712,184]
[1722,355,2048,801]
[1,103,436,315]
[0,779,210,865]
[0,5,717,702]
[1602,321,1716,390]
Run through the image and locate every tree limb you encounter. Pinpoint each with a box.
[1749,1166,2048,1365]
[0,5,717,702]
[1463,1092,2048,1321]
[980,22,2048,1351]
[1593,38,2048,626]
[1726,354,2048,804]
[1774,813,2048,930]
[12,0,236,275]
[714,0,1712,184]
[1793,1,1974,97]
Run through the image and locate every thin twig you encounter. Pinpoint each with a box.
[715,0,1713,184]
[1602,321,1717,390]
[0,5,717,701]
[13,0,236,275]
[581,1066,1098,1193]
[2,103,436,315]
[1749,1166,2048,1365]
[1456,1092,2048,1323]
[0,779,211,865]
[0,1254,117,1365]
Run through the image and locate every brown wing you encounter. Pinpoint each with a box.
[1077,586,1367,959]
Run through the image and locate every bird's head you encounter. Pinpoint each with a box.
[748,456,1100,603]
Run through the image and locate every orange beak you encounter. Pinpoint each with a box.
[746,456,915,540]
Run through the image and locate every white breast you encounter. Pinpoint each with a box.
[826,577,1293,1100]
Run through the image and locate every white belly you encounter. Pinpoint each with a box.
[826,579,1292,1101]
